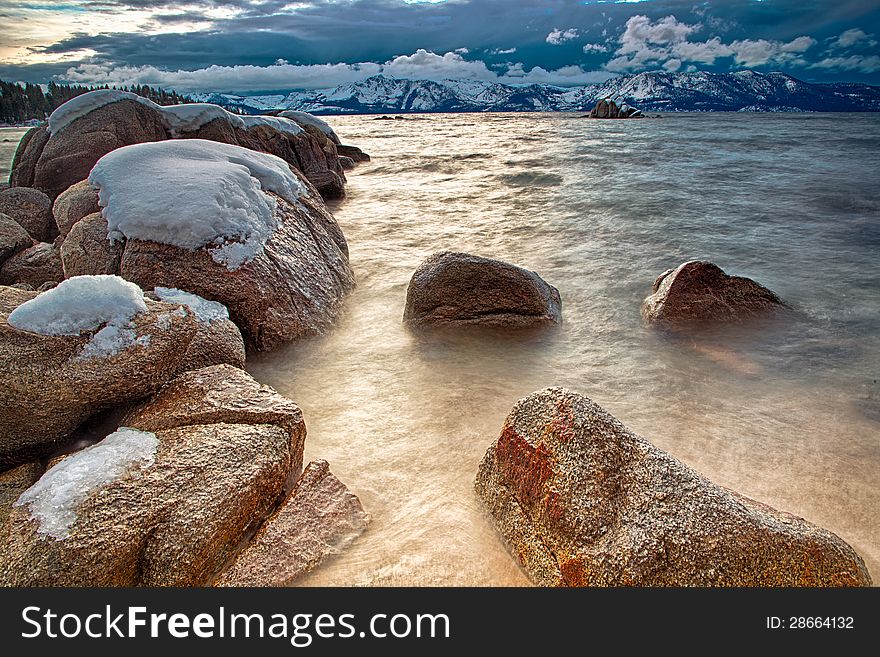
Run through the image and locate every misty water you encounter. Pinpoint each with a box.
[4,113,878,585]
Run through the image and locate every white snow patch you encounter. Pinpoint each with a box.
[161,102,245,136]
[14,428,159,540]
[47,90,155,135]
[155,287,229,323]
[74,322,150,361]
[240,114,304,136]
[89,139,308,270]
[278,110,339,141]
[7,275,147,336]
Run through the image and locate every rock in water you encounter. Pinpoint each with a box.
[403,252,561,328]
[215,460,369,586]
[475,387,871,586]
[642,261,786,328]
[0,187,55,242]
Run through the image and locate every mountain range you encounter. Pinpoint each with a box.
[192,70,880,115]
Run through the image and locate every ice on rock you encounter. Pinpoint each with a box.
[155,287,229,323]
[278,110,339,141]
[7,275,147,336]
[89,139,308,270]
[6,275,152,360]
[14,428,159,540]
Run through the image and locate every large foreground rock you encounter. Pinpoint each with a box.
[404,252,561,328]
[0,284,244,468]
[0,365,306,586]
[216,459,369,586]
[0,186,54,241]
[642,261,786,328]
[476,387,871,586]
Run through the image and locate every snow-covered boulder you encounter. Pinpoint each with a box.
[53,180,100,238]
[0,213,31,266]
[216,460,369,586]
[0,187,54,242]
[404,252,562,328]
[10,90,349,200]
[0,365,305,585]
[0,276,243,468]
[641,261,787,329]
[476,387,872,586]
[279,110,340,144]
[86,140,354,351]
[0,242,63,288]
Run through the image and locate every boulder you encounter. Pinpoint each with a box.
[53,180,100,237]
[476,387,872,587]
[119,190,354,351]
[216,460,368,586]
[338,156,356,171]
[403,252,562,328]
[0,213,31,266]
[336,144,371,163]
[0,242,64,287]
[0,463,43,534]
[0,422,296,586]
[588,98,644,119]
[641,261,786,328]
[8,127,49,189]
[60,212,123,277]
[0,187,54,241]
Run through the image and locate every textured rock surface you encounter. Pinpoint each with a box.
[0,187,54,241]
[476,387,872,587]
[0,242,64,287]
[589,98,643,119]
[53,180,100,237]
[0,422,295,586]
[0,213,31,266]
[216,459,368,586]
[119,190,354,351]
[642,261,786,328]
[0,288,202,467]
[404,252,561,328]
[0,463,43,534]
[60,212,123,277]
[8,127,49,188]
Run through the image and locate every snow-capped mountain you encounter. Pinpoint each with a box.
[193,71,880,115]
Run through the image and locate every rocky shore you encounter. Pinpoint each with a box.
[0,92,871,587]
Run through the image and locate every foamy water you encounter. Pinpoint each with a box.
[4,114,878,585]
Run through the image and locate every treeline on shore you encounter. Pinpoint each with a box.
[0,79,194,124]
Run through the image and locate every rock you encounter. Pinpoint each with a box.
[337,144,371,162]
[476,387,872,587]
[0,422,296,586]
[0,285,205,468]
[216,459,368,586]
[588,98,644,119]
[0,463,43,534]
[120,191,354,351]
[8,127,49,189]
[403,252,562,328]
[36,281,58,292]
[0,187,54,241]
[53,180,100,237]
[338,156,356,170]
[8,282,34,291]
[60,212,123,277]
[181,314,246,371]
[641,261,786,328]
[0,213,31,266]
[0,242,64,287]
[32,100,170,199]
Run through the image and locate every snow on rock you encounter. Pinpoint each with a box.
[278,111,339,141]
[47,90,155,135]
[7,274,147,336]
[88,139,308,270]
[14,427,159,540]
[239,115,304,136]
[155,287,229,324]
[160,103,245,136]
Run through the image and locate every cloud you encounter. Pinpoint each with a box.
[61,49,617,92]
[489,47,516,55]
[606,14,817,72]
[832,28,868,49]
[582,43,609,53]
[546,28,579,45]
[811,55,880,73]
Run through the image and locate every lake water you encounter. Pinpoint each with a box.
[4,113,878,585]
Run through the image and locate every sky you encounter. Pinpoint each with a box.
[0,0,878,93]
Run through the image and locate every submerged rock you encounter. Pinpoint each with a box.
[216,460,368,586]
[642,260,786,328]
[476,387,871,587]
[404,252,561,328]
[336,144,371,163]
[0,187,54,242]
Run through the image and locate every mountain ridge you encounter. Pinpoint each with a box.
[192,70,880,115]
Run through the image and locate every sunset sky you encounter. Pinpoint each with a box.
[1,0,878,92]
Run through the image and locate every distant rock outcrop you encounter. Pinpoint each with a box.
[404,252,561,329]
[641,261,786,328]
[476,387,872,587]
[588,98,644,119]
